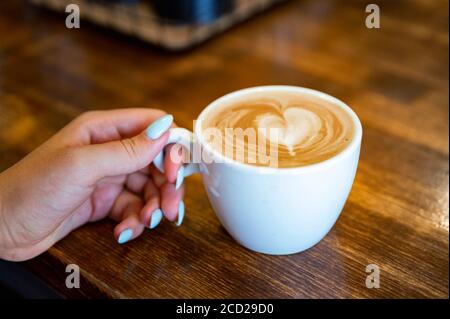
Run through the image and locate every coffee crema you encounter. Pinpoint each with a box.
[201,91,355,168]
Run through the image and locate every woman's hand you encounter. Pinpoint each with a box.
[0,109,185,261]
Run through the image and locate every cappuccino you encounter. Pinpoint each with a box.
[201,90,355,168]
[153,86,362,254]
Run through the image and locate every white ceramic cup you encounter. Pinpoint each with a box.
[154,86,362,255]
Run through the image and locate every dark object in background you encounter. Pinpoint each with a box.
[30,0,285,50]
[152,0,234,24]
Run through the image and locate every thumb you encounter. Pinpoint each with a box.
[80,114,173,179]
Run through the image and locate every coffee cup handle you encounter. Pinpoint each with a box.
[152,127,201,177]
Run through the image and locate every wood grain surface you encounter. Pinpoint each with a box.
[0,0,448,298]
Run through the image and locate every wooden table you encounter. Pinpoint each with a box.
[0,0,448,298]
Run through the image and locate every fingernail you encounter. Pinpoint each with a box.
[175,166,185,190]
[176,201,185,227]
[145,114,173,140]
[149,209,163,229]
[118,228,133,244]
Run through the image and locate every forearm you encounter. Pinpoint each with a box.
[0,193,45,262]
[0,165,56,262]
[0,166,35,261]
[0,169,17,260]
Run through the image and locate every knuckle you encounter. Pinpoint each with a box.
[67,111,100,138]
[74,111,99,125]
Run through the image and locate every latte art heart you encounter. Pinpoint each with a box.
[202,91,355,168]
[256,107,322,155]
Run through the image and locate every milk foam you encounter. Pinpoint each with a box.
[201,91,355,168]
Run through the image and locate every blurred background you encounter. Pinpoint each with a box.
[29,0,283,50]
[0,0,448,298]
[1,0,447,166]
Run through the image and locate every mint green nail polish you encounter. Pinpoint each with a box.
[118,228,133,244]
[176,201,185,227]
[175,166,185,190]
[146,114,173,140]
[149,209,163,229]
